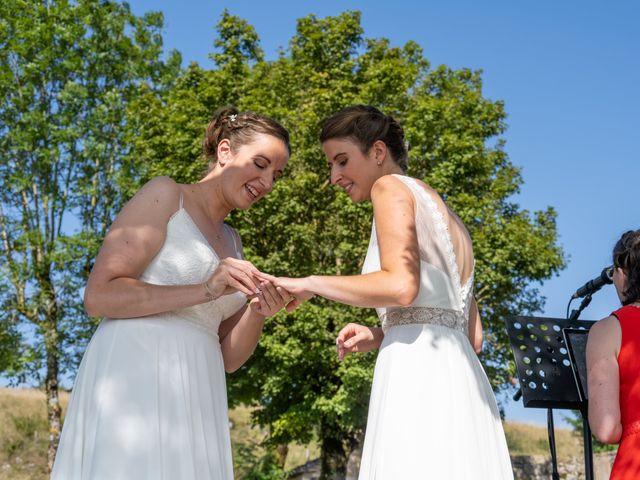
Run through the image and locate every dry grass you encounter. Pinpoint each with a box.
[504,421,583,460]
[0,388,69,480]
[0,389,317,479]
[0,388,584,479]
[228,405,320,477]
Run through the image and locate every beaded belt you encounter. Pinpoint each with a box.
[622,420,640,440]
[380,306,468,334]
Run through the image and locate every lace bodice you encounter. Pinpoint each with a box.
[138,200,246,335]
[362,175,474,333]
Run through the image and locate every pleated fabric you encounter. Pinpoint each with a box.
[358,324,513,479]
[52,318,233,480]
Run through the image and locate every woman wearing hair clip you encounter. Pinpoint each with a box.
[587,229,640,480]
[266,105,513,479]
[51,107,292,480]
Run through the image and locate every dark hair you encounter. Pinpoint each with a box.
[613,229,640,305]
[203,106,291,168]
[319,105,409,172]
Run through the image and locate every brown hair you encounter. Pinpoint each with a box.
[613,229,640,305]
[203,106,291,168]
[319,105,408,172]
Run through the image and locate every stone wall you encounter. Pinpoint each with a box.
[288,452,617,480]
[511,453,616,480]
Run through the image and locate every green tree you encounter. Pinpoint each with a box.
[129,10,565,478]
[0,0,179,469]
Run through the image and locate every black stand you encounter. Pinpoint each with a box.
[505,315,595,480]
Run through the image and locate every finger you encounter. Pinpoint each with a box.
[337,324,357,343]
[254,271,278,282]
[274,286,291,304]
[223,275,256,297]
[249,297,263,314]
[227,258,264,284]
[229,268,261,294]
[285,297,303,312]
[259,282,278,310]
[344,331,367,350]
[338,343,348,361]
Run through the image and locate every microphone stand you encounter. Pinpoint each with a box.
[567,293,595,480]
[517,293,594,480]
[569,294,593,322]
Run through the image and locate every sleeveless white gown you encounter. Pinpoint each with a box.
[358,175,513,479]
[51,200,246,480]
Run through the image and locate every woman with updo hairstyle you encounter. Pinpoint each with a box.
[263,105,513,479]
[587,229,640,480]
[52,107,292,480]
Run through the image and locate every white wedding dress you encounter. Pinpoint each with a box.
[357,175,513,479]
[51,195,246,480]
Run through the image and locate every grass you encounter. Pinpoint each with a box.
[0,388,584,479]
[0,388,318,480]
[504,421,582,460]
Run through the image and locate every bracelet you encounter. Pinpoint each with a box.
[203,281,216,301]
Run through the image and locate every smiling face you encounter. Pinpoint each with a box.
[322,137,383,203]
[218,134,289,209]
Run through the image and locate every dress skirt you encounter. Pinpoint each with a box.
[358,323,514,479]
[51,317,234,480]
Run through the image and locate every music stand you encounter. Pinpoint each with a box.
[563,328,590,402]
[505,316,595,480]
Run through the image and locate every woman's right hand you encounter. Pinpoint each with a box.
[205,257,264,299]
[336,323,384,361]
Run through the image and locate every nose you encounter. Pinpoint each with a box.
[330,165,341,185]
[262,171,274,193]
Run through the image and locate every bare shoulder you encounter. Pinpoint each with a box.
[120,176,182,222]
[371,175,414,204]
[136,176,181,207]
[590,315,621,337]
[587,315,622,355]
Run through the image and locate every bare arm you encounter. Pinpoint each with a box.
[269,175,420,308]
[218,306,265,373]
[468,297,483,354]
[219,281,291,373]
[84,177,260,319]
[587,316,622,444]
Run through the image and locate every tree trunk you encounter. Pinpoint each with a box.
[44,319,62,472]
[319,423,350,480]
[275,443,289,469]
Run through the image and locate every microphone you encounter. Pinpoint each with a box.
[571,266,614,299]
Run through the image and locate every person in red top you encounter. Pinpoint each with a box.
[587,229,640,479]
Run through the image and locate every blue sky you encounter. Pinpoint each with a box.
[121,0,640,428]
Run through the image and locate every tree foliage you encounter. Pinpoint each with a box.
[128,10,566,477]
[0,0,179,469]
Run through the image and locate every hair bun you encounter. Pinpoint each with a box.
[201,106,291,167]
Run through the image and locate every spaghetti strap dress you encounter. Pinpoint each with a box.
[51,194,246,480]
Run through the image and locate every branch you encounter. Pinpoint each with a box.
[475,284,490,304]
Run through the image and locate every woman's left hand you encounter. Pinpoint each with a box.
[255,275,315,312]
[249,281,294,317]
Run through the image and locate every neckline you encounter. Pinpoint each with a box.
[169,207,236,260]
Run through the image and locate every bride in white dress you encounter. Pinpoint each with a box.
[269,105,513,479]
[51,107,292,480]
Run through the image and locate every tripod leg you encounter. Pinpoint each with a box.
[547,409,560,480]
